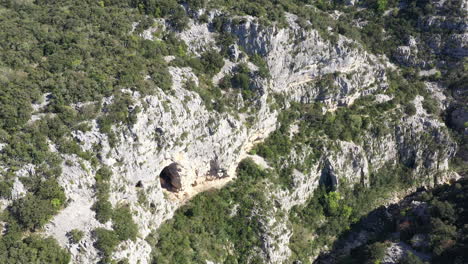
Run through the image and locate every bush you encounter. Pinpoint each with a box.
[200,50,225,76]
[430,199,456,223]
[405,103,417,116]
[68,229,84,244]
[231,73,250,90]
[95,166,113,183]
[10,194,59,231]
[250,54,270,78]
[254,128,292,162]
[429,218,457,256]
[94,228,120,258]
[112,206,138,241]
[422,97,439,115]
[92,199,113,224]
[364,242,388,263]
[9,178,66,231]
[148,62,173,91]
[236,158,268,182]
[0,180,13,199]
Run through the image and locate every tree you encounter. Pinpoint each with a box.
[0,235,70,264]
[324,191,341,216]
[92,199,113,224]
[0,181,13,199]
[376,0,388,13]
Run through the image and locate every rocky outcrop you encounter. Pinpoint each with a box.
[225,14,389,107]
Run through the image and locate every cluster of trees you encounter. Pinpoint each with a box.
[92,167,114,223]
[414,181,467,263]
[336,179,468,264]
[9,178,66,231]
[0,235,70,264]
[0,176,70,263]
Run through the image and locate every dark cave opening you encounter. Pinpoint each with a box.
[159,163,182,192]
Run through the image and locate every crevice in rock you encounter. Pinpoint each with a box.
[320,162,338,191]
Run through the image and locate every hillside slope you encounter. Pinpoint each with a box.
[0,0,465,263]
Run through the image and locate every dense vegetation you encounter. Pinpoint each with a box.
[0,235,70,264]
[335,178,468,264]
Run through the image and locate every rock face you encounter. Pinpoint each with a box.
[30,10,458,264]
[225,14,388,107]
[382,242,431,264]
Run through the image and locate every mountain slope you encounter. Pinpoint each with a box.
[0,0,465,263]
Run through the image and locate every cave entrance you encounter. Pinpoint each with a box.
[135,181,143,188]
[319,167,338,192]
[159,163,182,192]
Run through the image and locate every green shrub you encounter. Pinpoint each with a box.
[8,178,66,231]
[250,54,270,78]
[430,199,456,223]
[93,166,114,224]
[231,72,250,90]
[422,97,439,115]
[200,50,225,77]
[94,228,120,258]
[68,229,84,244]
[96,166,113,183]
[429,218,457,256]
[400,252,424,264]
[364,242,388,263]
[10,194,59,231]
[0,180,13,199]
[112,206,138,241]
[92,199,113,224]
[405,103,417,116]
[254,128,292,162]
